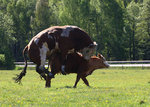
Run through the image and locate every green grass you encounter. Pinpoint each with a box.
[0,68,150,107]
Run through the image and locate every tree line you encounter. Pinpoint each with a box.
[0,0,150,68]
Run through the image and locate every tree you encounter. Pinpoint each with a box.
[32,0,54,35]
[126,1,140,60]
[0,11,15,69]
[136,0,150,59]
[0,0,149,63]
[96,0,127,60]
[7,0,36,61]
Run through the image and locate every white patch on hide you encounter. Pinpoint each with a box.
[61,26,78,37]
[39,42,49,67]
[34,38,39,45]
[93,41,98,46]
[81,47,92,60]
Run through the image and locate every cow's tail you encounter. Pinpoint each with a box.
[13,46,28,84]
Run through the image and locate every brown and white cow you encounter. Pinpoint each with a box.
[46,52,109,88]
[14,25,97,83]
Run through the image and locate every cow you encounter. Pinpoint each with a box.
[13,25,97,83]
[45,52,109,88]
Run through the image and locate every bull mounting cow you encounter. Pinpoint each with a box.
[13,25,97,84]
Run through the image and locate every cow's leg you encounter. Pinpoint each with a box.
[60,51,68,75]
[50,61,56,77]
[36,65,47,80]
[38,43,54,78]
[81,77,90,87]
[45,75,52,88]
[73,74,81,88]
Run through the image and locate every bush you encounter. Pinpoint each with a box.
[5,51,15,70]
[0,53,15,70]
[0,54,6,67]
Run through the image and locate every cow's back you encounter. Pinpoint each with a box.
[47,25,93,51]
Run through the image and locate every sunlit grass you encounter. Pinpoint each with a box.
[0,68,150,106]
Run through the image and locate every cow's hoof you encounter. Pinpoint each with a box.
[45,86,51,88]
[73,86,76,88]
[61,71,67,75]
[88,86,91,88]
[45,83,51,88]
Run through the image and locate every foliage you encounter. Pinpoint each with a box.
[0,54,5,67]
[0,68,150,106]
[32,0,54,35]
[6,0,36,61]
[136,0,150,59]
[0,53,15,69]
[0,8,15,69]
[0,0,150,64]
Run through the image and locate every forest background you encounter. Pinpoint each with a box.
[0,0,150,69]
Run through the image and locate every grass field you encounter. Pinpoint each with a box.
[0,68,150,107]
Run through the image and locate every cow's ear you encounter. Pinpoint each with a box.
[98,53,102,58]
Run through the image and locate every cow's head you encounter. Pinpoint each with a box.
[97,53,109,68]
[80,41,97,60]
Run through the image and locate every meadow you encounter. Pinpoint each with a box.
[0,68,150,107]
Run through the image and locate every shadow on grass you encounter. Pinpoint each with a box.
[55,85,92,89]
[64,86,73,88]
[56,86,73,89]
[55,85,114,90]
[90,86,115,90]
